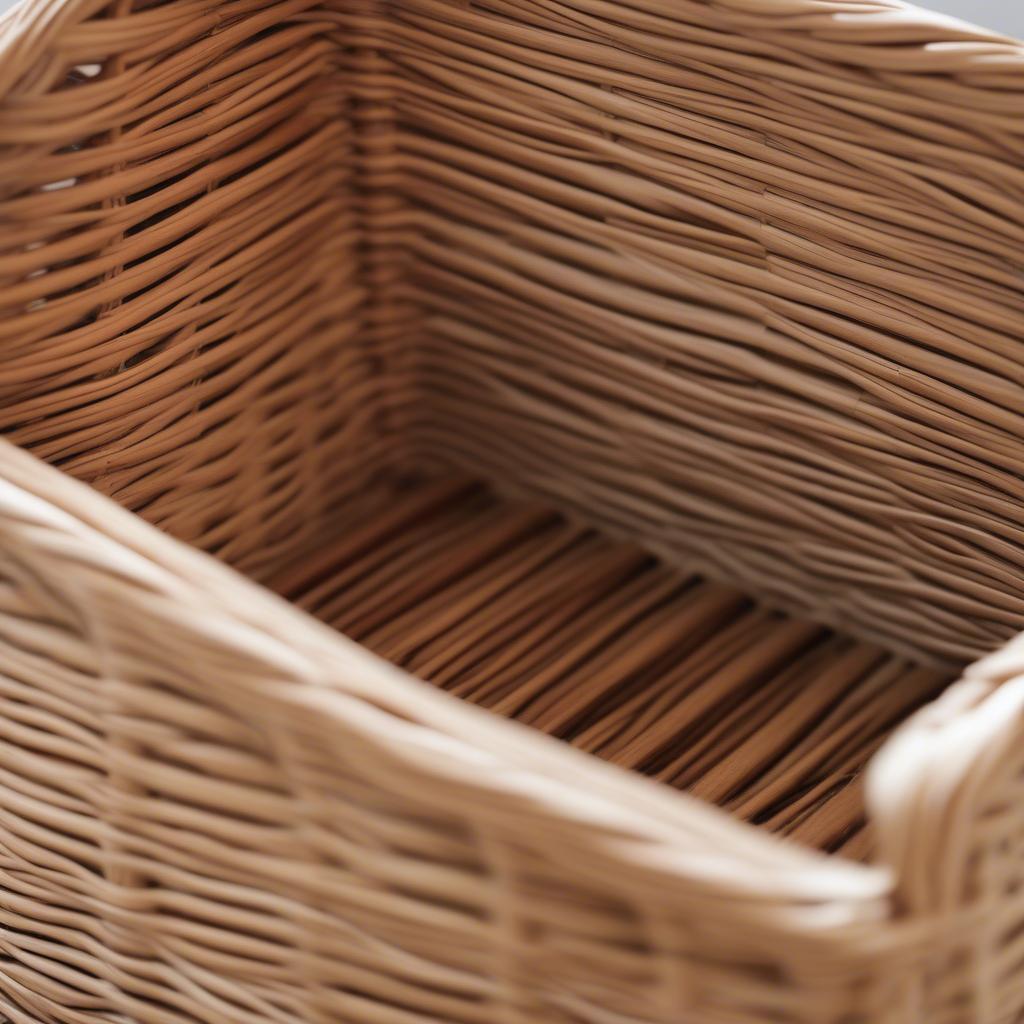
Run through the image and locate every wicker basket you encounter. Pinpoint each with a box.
[1,0,1024,1020]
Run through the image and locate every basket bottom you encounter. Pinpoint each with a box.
[265,476,953,860]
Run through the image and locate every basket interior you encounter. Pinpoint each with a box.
[4,0,1022,866]
[261,472,953,861]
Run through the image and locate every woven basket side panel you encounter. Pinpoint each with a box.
[386,0,1024,665]
[0,0,384,575]
[0,450,917,1024]
[869,632,1024,1024]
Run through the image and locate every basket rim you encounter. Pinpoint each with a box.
[0,436,905,942]
[2,0,1023,109]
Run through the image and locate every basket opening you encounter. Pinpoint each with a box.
[262,471,954,861]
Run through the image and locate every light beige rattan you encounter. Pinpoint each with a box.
[1,0,1024,1021]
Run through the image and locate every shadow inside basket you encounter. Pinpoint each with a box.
[261,475,956,863]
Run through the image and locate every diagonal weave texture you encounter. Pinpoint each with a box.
[0,0,388,574]
[268,475,953,860]
[379,0,1024,666]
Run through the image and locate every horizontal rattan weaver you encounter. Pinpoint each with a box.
[1,0,1024,1021]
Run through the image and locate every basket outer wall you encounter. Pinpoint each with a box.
[0,424,957,1024]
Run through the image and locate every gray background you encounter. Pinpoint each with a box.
[923,0,1024,37]
[0,0,1022,36]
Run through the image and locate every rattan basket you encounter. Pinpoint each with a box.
[1,0,1024,1020]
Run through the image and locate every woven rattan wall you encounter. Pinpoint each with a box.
[0,0,393,575]
[3,0,1024,659]
[0,438,931,1024]
[374,0,1024,667]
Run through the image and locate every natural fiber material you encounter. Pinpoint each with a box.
[2,0,1024,1021]
[0,0,383,572]
[269,475,953,860]
[384,0,1024,665]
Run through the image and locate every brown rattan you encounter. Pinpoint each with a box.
[267,475,954,860]
[1,0,1024,1021]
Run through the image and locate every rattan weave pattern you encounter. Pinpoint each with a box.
[1,0,1024,1022]
[268,475,954,859]
[0,0,384,573]
[384,0,1024,665]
